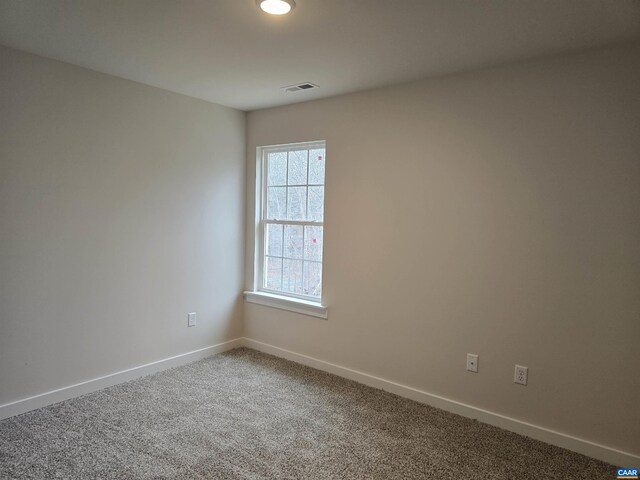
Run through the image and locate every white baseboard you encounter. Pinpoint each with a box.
[0,338,243,420]
[241,337,639,467]
[2,336,636,466]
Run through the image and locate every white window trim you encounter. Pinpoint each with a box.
[244,291,328,319]
[245,140,328,319]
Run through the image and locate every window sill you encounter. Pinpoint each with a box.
[243,291,328,319]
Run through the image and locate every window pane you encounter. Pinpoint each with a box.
[287,150,308,185]
[284,224,303,259]
[303,261,322,298]
[308,186,324,221]
[268,151,287,186]
[287,186,307,220]
[308,148,325,184]
[260,142,325,300]
[266,186,286,220]
[266,224,283,257]
[282,258,303,294]
[265,257,282,290]
[304,226,323,261]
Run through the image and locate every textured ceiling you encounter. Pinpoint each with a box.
[1,0,639,110]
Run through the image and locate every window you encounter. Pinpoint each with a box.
[245,141,327,318]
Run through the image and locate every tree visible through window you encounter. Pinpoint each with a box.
[260,141,325,300]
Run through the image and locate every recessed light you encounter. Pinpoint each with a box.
[256,0,295,15]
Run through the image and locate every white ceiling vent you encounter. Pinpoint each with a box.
[281,82,319,93]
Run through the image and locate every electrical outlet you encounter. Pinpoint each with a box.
[187,312,196,327]
[514,365,528,385]
[466,353,479,373]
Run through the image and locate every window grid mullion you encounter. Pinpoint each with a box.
[264,219,322,227]
[266,255,321,265]
[285,151,289,222]
[305,148,310,222]
[280,228,285,291]
[273,183,323,188]
[280,224,285,291]
[281,151,289,290]
[302,224,306,294]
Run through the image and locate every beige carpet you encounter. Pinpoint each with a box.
[0,348,614,479]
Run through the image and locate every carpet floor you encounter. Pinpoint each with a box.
[0,348,614,479]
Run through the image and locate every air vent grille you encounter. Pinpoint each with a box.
[282,82,319,93]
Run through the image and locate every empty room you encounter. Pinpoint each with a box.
[1,1,639,478]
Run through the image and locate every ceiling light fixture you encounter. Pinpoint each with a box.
[256,0,295,15]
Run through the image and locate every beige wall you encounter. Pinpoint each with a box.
[245,43,640,455]
[0,46,246,405]
[2,40,638,457]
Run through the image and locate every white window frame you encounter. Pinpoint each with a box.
[244,140,328,319]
